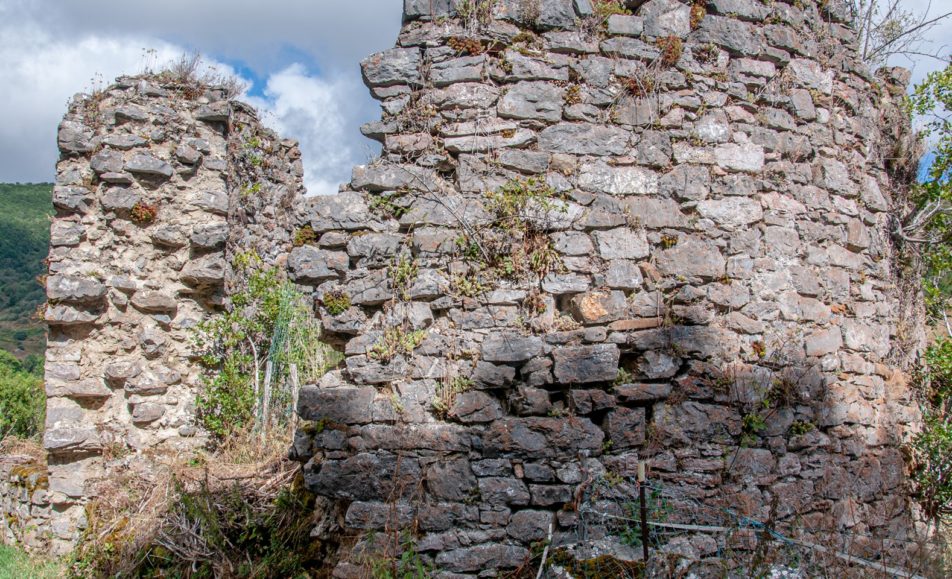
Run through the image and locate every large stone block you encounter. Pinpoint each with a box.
[288,246,347,283]
[592,228,650,260]
[552,344,620,383]
[498,81,564,122]
[435,544,530,573]
[481,333,544,363]
[538,123,630,155]
[46,275,106,304]
[483,417,604,458]
[298,386,376,424]
[578,162,658,195]
[361,47,422,88]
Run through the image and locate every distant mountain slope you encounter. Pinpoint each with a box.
[0,183,52,358]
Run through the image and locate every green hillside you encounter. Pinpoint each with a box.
[0,183,52,359]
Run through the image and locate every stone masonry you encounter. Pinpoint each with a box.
[39,77,303,551]
[9,0,925,573]
[288,0,925,575]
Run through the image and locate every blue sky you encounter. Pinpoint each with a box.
[0,0,948,195]
[0,0,402,195]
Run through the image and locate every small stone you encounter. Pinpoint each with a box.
[190,223,228,249]
[180,255,226,286]
[100,187,141,212]
[90,149,124,174]
[150,226,187,248]
[194,101,230,122]
[193,191,229,215]
[131,291,177,313]
[124,154,173,178]
[131,402,165,425]
[175,143,202,164]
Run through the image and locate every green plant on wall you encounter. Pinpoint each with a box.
[452,177,566,296]
[193,252,340,440]
[910,338,952,519]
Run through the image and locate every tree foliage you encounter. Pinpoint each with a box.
[0,183,52,358]
[906,62,952,323]
[848,0,951,68]
[0,349,44,440]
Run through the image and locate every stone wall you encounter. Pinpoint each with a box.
[24,0,927,571]
[0,455,52,550]
[41,76,303,551]
[287,0,925,575]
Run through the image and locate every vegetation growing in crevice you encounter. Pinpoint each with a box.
[451,177,566,297]
[657,35,683,68]
[321,289,352,316]
[368,327,427,362]
[130,201,158,225]
[292,224,317,247]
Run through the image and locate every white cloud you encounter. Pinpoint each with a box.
[247,65,364,196]
[0,20,182,181]
[0,0,399,186]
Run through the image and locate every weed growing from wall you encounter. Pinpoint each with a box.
[193,252,340,441]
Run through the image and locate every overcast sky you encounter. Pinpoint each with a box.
[0,0,947,195]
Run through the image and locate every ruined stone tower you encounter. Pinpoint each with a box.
[288,0,925,574]
[1,0,927,573]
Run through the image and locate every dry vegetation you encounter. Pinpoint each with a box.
[70,428,325,578]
